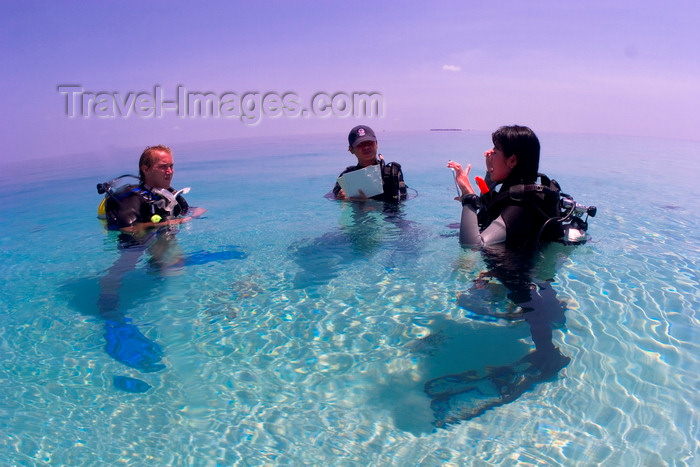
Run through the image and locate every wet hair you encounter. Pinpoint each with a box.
[138,145,172,181]
[492,125,540,185]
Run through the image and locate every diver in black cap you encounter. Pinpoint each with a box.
[332,125,407,203]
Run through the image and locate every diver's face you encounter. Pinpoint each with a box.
[484,147,517,183]
[349,140,378,167]
[142,151,174,189]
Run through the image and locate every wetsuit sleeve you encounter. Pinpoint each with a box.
[332,180,343,197]
[459,202,535,247]
[459,203,507,246]
[333,166,357,198]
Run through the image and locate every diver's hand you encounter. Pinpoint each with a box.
[171,207,206,225]
[189,207,207,218]
[336,188,369,201]
[447,161,475,196]
[348,189,368,201]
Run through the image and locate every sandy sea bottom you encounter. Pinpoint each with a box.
[0,131,698,465]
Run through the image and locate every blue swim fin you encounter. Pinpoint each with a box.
[185,246,247,266]
[113,375,152,393]
[104,320,165,373]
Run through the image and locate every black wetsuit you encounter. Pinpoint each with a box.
[332,159,407,203]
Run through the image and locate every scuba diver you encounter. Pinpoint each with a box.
[99,145,206,239]
[332,125,407,203]
[97,145,205,382]
[295,126,419,291]
[425,125,596,427]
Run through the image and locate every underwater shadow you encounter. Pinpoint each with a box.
[370,312,532,436]
[290,201,425,290]
[417,242,577,428]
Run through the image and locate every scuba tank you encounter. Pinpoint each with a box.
[475,173,596,245]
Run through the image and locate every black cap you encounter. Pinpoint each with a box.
[348,125,377,148]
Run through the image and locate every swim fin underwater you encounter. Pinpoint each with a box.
[424,347,570,427]
[104,320,166,373]
[425,278,570,427]
[184,245,247,266]
[113,375,152,393]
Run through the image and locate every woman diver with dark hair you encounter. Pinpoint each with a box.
[425,126,575,427]
[450,125,559,248]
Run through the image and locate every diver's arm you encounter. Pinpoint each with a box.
[186,207,206,218]
[175,194,206,220]
[449,160,507,246]
[334,184,370,201]
[333,181,346,199]
[459,202,536,247]
[333,168,348,199]
[458,202,507,246]
[119,217,189,236]
[119,209,206,235]
[333,166,366,200]
[116,193,206,236]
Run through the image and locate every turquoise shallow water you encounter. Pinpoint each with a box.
[0,131,698,465]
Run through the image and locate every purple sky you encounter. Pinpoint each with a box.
[2,0,699,160]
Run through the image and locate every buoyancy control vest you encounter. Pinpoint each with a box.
[379,158,407,203]
[97,175,189,230]
[478,173,596,245]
